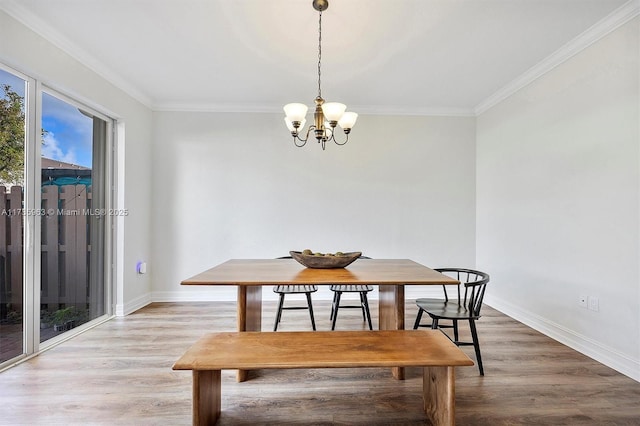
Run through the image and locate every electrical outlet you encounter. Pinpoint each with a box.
[578,295,588,308]
[588,296,599,312]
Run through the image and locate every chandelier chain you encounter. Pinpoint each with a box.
[317,11,322,98]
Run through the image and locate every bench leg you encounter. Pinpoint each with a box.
[193,370,221,426]
[237,286,262,382]
[379,284,405,380]
[423,366,456,426]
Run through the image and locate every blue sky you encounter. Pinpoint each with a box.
[41,92,93,168]
[1,68,93,169]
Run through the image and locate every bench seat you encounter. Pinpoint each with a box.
[173,330,473,425]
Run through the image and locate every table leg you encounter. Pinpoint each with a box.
[237,286,262,382]
[193,370,221,426]
[423,366,456,426]
[378,284,405,379]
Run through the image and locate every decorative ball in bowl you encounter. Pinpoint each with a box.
[289,250,362,269]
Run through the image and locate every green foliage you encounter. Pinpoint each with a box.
[0,84,25,185]
[53,307,75,324]
[52,306,88,324]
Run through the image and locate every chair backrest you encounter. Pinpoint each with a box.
[435,268,490,318]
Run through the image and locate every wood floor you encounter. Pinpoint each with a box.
[1,300,639,425]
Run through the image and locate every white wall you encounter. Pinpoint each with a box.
[476,17,639,380]
[0,10,154,316]
[151,112,477,302]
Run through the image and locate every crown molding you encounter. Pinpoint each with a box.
[153,102,476,117]
[0,0,155,109]
[475,0,640,115]
[152,103,280,114]
[343,105,476,117]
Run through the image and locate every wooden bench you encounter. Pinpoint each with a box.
[172,330,474,426]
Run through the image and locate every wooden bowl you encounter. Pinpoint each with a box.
[289,251,362,269]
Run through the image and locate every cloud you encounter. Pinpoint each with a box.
[42,131,78,165]
[41,93,94,167]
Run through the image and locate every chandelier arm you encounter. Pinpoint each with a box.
[328,129,349,146]
[292,125,316,147]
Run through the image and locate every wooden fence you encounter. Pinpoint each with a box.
[0,186,23,319]
[1,185,92,319]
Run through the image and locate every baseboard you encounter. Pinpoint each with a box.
[115,292,152,317]
[485,294,640,383]
[151,289,238,302]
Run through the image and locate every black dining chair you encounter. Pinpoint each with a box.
[273,256,317,331]
[413,268,490,375]
[329,255,373,330]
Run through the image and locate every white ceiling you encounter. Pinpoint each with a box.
[0,0,634,115]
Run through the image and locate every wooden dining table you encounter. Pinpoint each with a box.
[181,258,459,381]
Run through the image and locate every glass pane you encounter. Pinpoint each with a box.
[40,92,106,342]
[0,69,26,363]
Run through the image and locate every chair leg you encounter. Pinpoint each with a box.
[469,319,484,376]
[274,293,285,331]
[413,309,424,330]
[306,293,316,331]
[330,291,338,320]
[361,292,373,330]
[359,292,367,321]
[331,292,342,330]
[453,320,459,342]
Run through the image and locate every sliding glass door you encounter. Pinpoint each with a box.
[39,91,109,343]
[0,69,26,364]
[0,65,113,367]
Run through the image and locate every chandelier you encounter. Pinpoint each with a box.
[283,0,358,150]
